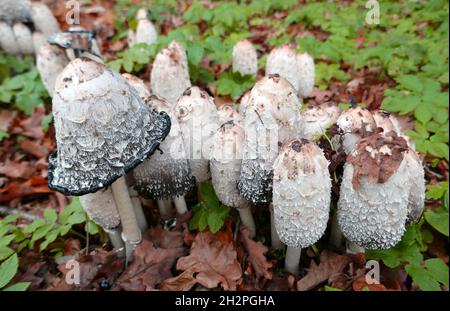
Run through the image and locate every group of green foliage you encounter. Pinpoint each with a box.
[0,199,99,290]
[0,0,448,291]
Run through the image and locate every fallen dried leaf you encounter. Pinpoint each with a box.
[0,159,35,179]
[239,226,272,280]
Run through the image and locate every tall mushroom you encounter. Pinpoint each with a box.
[48,58,171,261]
[338,132,411,251]
[232,39,258,77]
[36,44,70,96]
[296,52,315,99]
[265,45,300,94]
[273,139,331,274]
[133,95,196,215]
[211,121,256,237]
[30,2,60,37]
[151,41,191,105]
[174,86,220,183]
[127,8,157,47]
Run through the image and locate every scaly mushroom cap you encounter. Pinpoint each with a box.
[404,149,425,223]
[134,9,157,46]
[30,2,60,36]
[79,187,121,230]
[133,95,195,199]
[211,121,248,208]
[232,39,258,76]
[336,106,376,154]
[174,86,220,182]
[13,22,34,54]
[372,110,397,134]
[0,0,31,24]
[237,74,302,204]
[122,73,151,98]
[297,52,315,99]
[48,58,171,196]
[273,139,331,248]
[265,45,300,93]
[217,104,242,125]
[338,132,410,249]
[36,44,70,95]
[150,40,191,105]
[238,90,251,119]
[0,22,20,54]
[299,105,339,140]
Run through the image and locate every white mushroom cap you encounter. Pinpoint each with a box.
[48,58,171,196]
[296,52,315,99]
[265,45,300,93]
[122,73,151,98]
[134,9,157,46]
[338,133,410,249]
[211,121,248,208]
[30,2,60,37]
[237,74,302,204]
[13,22,34,54]
[372,110,397,134]
[133,96,195,198]
[273,139,331,248]
[79,187,121,230]
[174,86,220,182]
[299,104,340,140]
[0,22,20,54]
[217,104,242,126]
[0,0,31,24]
[404,149,425,223]
[336,106,376,154]
[32,32,47,53]
[150,40,191,105]
[232,39,258,77]
[36,44,70,96]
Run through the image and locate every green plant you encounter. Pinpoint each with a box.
[216,71,255,100]
[189,182,229,233]
[0,254,29,291]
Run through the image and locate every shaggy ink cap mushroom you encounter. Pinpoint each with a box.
[37,44,70,96]
[237,74,302,204]
[338,132,411,249]
[48,57,171,196]
[217,104,242,125]
[296,52,315,99]
[299,104,341,140]
[122,73,151,98]
[30,2,60,37]
[265,45,300,94]
[232,39,258,77]
[0,22,20,54]
[133,95,196,199]
[273,139,331,248]
[0,0,31,24]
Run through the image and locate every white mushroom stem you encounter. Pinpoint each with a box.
[270,205,283,250]
[173,195,188,214]
[128,186,148,233]
[111,176,142,262]
[104,228,125,253]
[285,247,301,275]
[329,213,344,250]
[238,206,256,238]
[157,199,173,219]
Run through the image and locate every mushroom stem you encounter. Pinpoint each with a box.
[285,247,301,275]
[128,187,148,233]
[346,241,365,254]
[157,199,173,219]
[104,228,124,253]
[173,195,188,215]
[270,204,283,250]
[238,207,256,238]
[111,176,142,262]
[329,213,344,250]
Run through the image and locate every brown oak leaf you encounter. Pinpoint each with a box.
[239,226,272,280]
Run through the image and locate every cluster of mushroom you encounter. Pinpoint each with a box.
[0,0,60,55]
[28,7,424,274]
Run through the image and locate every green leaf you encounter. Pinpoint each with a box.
[30,223,53,243]
[39,229,60,251]
[0,130,10,141]
[425,258,449,287]
[0,253,19,289]
[324,285,342,291]
[67,212,86,225]
[395,75,423,93]
[424,209,449,236]
[186,43,204,66]
[43,208,58,225]
[41,114,53,132]
[3,282,30,291]
[23,219,46,234]
[0,246,14,261]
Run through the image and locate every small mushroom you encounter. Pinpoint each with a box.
[237,74,301,205]
[128,8,157,47]
[133,95,195,215]
[296,52,315,99]
[232,39,258,77]
[0,22,20,54]
[48,58,171,261]
[336,105,376,154]
[299,104,341,140]
[265,45,300,94]
[338,132,411,250]
[30,2,60,37]
[36,44,70,96]
[211,120,256,238]
[0,0,31,25]
[12,22,34,54]
[273,139,331,274]
[151,41,191,105]
[174,86,220,183]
